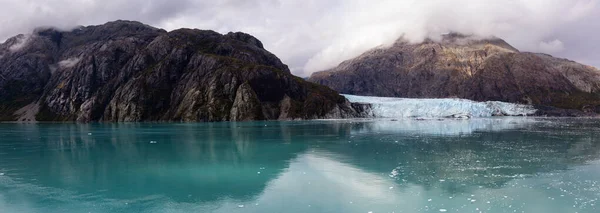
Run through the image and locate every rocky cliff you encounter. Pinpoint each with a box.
[309,33,600,116]
[0,20,364,122]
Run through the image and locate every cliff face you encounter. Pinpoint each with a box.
[0,20,363,122]
[309,34,600,116]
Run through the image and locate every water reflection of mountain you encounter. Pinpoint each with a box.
[1,118,600,208]
[0,122,313,204]
[317,118,600,193]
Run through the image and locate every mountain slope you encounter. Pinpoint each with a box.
[0,20,364,122]
[309,33,600,116]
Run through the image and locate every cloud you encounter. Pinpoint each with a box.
[539,39,565,53]
[1,0,599,76]
[58,57,81,69]
[8,34,33,52]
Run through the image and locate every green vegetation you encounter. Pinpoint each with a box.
[549,90,600,112]
[34,103,72,121]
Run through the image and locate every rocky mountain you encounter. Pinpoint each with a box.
[309,33,600,116]
[0,20,366,122]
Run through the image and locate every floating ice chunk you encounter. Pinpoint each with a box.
[439,209,447,212]
[389,186,394,189]
[389,169,399,178]
[428,199,432,202]
[0,173,4,176]
[150,141,157,144]
[88,133,92,136]
[344,94,536,118]
[238,205,244,208]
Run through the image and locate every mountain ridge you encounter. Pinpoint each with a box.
[309,33,600,116]
[0,20,366,122]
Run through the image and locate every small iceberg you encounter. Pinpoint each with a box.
[344,94,536,118]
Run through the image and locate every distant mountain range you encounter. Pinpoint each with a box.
[310,33,600,116]
[0,20,365,122]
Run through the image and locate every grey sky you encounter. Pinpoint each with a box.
[1,0,599,76]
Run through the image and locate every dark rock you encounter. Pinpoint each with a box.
[0,20,363,122]
[230,82,263,121]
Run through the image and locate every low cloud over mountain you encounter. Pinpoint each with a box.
[1,0,599,76]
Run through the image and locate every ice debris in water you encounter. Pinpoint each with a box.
[343,94,536,118]
[149,141,157,144]
[88,133,92,135]
[389,169,399,178]
[238,205,244,208]
[439,209,447,212]
[0,173,4,176]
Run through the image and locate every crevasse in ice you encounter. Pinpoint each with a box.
[344,94,537,118]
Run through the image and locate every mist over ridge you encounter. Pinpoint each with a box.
[1,0,599,76]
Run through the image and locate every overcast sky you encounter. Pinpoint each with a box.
[1,0,599,76]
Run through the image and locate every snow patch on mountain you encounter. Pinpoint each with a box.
[344,94,536,118]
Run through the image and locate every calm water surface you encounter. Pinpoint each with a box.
[1,118,599,213]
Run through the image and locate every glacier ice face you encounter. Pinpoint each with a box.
[344,94,537,118]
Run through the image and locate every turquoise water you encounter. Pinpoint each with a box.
[1,118,600,213]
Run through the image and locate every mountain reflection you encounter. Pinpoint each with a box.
[0,118,600,212]
[0,122,310,204]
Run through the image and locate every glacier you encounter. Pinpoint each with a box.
[344,94,537,118]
